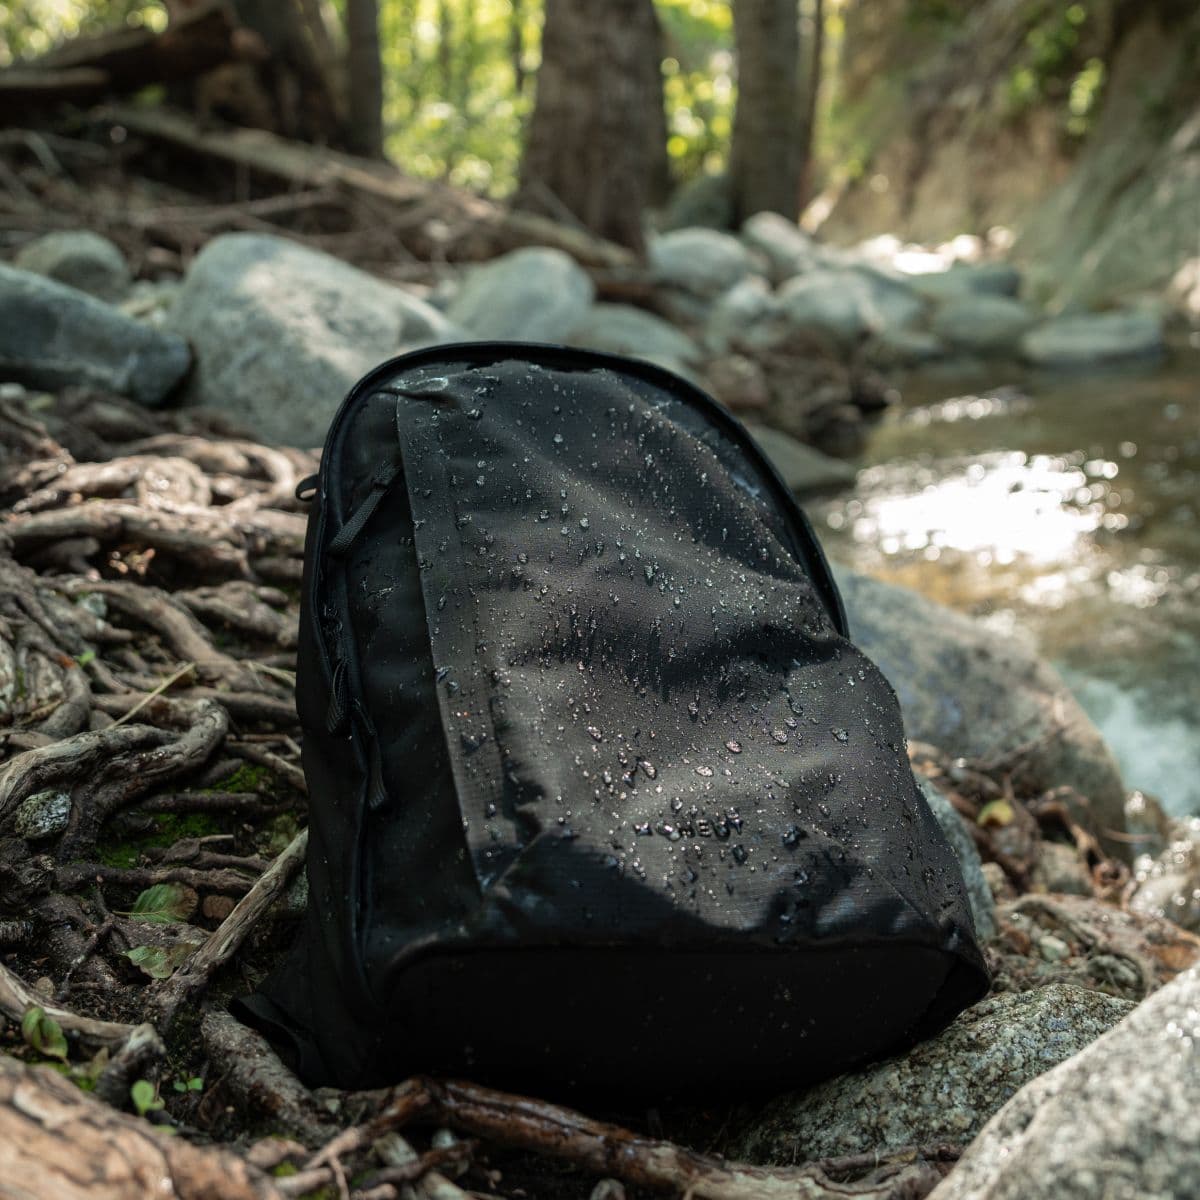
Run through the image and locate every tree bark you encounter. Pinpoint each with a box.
[797,0,823,208]
[516,0,668,253]
[729,0,804,223]
[344,0,385,158]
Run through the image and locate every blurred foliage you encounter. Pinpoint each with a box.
[0,0,163,66]
[0,0,1122,194]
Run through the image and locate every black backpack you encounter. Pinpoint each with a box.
[239,343,988,1095]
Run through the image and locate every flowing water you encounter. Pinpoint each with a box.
[811,342,1200,817]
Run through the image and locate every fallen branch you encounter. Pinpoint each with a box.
[151,828,308,1030]
[310,1078,949,1200]
[0,958,141,1052]
[99,104,637,269]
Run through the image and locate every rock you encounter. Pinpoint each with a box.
[658,170,734,233]
[928,966,1200,1200]
[907,262,1023,302]
[992,894,1200,1000]
[13,791,71,841]
[14,231,131,301]
[568,303,701,365]
[0,264,191,406]
[833,569,1130,854]
[705,354,770,412]
[729,984,1133,1164]
[704,276,787,353]
[447,247,593,341]
[776,266,925,345]
[1030,840,1093,897]
[1020,309,1165,368]
[743,424,857,495]
[166,234,462,445]
[919,777,996,940]
[739,212,822,282]
[865,326,946,366]
[648,228,755,297]
[1128,816,1200,934]
[931,295,1038,355]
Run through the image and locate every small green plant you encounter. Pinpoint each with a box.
[130,1079,164,1118]
[21,1007,68,1062]
[172,1076,204,1094]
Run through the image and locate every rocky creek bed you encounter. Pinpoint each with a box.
[1,206,1199,1200]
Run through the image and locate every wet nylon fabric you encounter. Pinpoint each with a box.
[239,344,988,1095]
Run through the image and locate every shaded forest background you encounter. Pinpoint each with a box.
[4,0,1197,311]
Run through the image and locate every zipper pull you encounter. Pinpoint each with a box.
[353,700,390,810]
[329,462,400,557]
[295,474,319,502]
[325,657,349,734]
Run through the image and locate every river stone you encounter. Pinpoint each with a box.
[908,262,1023,302]
[743,424,857,495]
[928,966,1200,1200]
[13,791,71,840]
[931,294,1038,355]
[777,266,925,345]
[705,276,788,353]
[834,569,1130,856]
[866,326,947,366]
[1128,816,1200,934]
[729,984,1132,1164]
[447,246,593,341]
[567,303,701,365]
[740,211,822,282]
[0,264,191,406]
[166,234,461,445]
[919,777,996,940]
[648,228,755,297]
[1020,309,1165,368]
[14,231,132,302]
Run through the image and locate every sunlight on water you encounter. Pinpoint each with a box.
[815,353,1200,815]
[829,450,1123,565]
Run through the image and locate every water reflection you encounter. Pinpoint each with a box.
[814,353,1200,814]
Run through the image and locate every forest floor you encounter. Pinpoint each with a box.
[1,124,1197,1200]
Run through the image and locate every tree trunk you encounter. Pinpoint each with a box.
[511,0,527,95]
[219,0,346,147]
[344,0,385,158]
[797,0,823,208]
[516,0,668,254]
[729,0,803,223]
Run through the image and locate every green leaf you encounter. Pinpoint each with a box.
[130,1079,163,1117]
[21,1006,69,1062]
[75,650,96,667]
[122,943,194,981]
[126,883,197,924]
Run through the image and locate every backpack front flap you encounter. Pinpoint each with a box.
[243,344,988,1094]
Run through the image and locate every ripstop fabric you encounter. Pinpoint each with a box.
[237,343,989,1096]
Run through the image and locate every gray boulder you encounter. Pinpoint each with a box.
[930,966,1200,1200]
[919,777,996,940]
[1021,309,1165,368]
[0,264,190,406]
[740,211,822,282]
[648,228,755,297]
[705,276,787,353]
[834,569,1129,854]
[743,424,857,495]
[166,234,461,445]
[907,262,1023,302]
[865,326,947,366]
[568,303,701,365]
[447,246,593,341]
[730,984,1132,1164]
[932,294,1038,355]
[777,266,925,345]
[14,230,131,301]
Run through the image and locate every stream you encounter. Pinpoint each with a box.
[813,341,1200,818]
